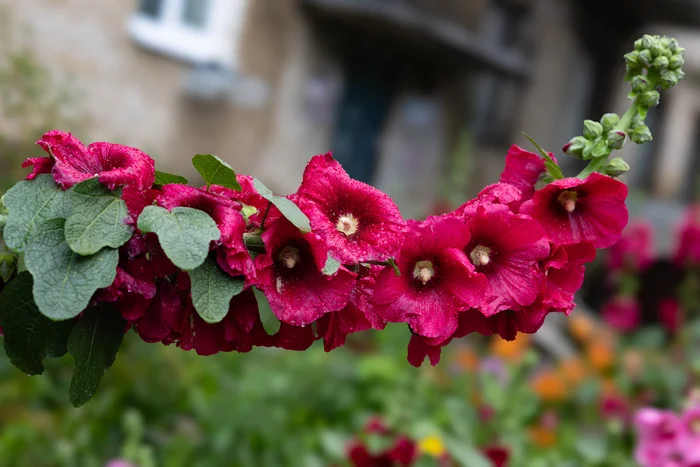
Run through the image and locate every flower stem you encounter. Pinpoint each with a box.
[259,201,272,230]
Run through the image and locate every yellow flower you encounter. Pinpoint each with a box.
[490,334,530,362]
[586,339,615,373]
[569,313,595,343]
[528,425,557,447]
[559,357,588,386]
[419,435,446,457]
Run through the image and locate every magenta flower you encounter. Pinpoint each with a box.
[674,204,700,266]
[295,153,406,263]
[600,394,630,424]
[453,183,524,215]
[608,221,654,271]
[499,144,550,204]
[33,130,155,190]
[542,242,597,314]
[210,175,280,228]
[316,267,385,352]
[519,173,628,249]
[373,216,487,341]
[407,333,444,367]
[602,296,641,333]
[634,408,683,465]
[254,217,355,326]
[659,299,682,334]
[461,204,549,317]
[482,445,510,467]
[680,406,700,451]
[22,157,54,180]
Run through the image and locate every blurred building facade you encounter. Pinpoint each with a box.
[3,0,700,217]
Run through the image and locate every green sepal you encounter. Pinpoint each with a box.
[64,178,133,256]
[192,154,242,191]
[0,272,74,375]
[189,254,245,324]
[253,178,312,232]
[24,218,119,321]
[253,286,281,335]
[523,133,564,180]
[67,304,126,407]
[137,206,220,271]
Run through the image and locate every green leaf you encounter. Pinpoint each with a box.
[64,179,133,255]
[321,255,341,276]
[0,237,17,282]
[253,286,281,334]
[154,170,189,188]
[192,154,241,191]
[67,304,126,407]
[137,206,220,270]
[189,254,244,324]
[24,218,119,320]
[522,133,565,180]
[0,272,74,375]
[253,178,311,232]
[3,175,70,252]
[443,437,490,467]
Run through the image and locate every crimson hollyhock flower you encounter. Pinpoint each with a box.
[254,217,355,326]
[499,145,552,203]
[602,296,641,333]
[22,157,54,180]
[453,183,524,215]
[32,130,155,190]
[211,175,279,228]
[347,437,417,467]
[295,153,406,263]
[122,186,159,224]
[659,299,682,333]
[607,222,653,271]
[461,204,549,317]
[519,173,628,249]
[674,204,700,266]
[541,242,597,313]
[373,217,487,341]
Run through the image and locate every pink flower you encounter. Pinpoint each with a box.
[407,333,444,367]
[601,394,630,424]
[254,217,355,326]
[634,408,683,463]
[499,144,550,205]
[347,437,417,467]
[22,157,54,180]
[105,460,137,467]
[453,183,524,215]
[607,222,654,271]
[541,242,597,314]
[659,299,682,334]
[674,204,700,266]
[295,153,406,263]
[373,216,487,341]
[602,296,640,333]
[210,175,279,228]
[316,267,385,352]
[680,406,700,450]
[519,173,628,249]
[34,130,155,190]
[461,204,549,317]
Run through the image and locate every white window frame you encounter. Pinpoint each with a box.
[128,0,249,67]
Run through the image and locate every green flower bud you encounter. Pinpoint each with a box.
[630,125,653,144]
[601,113,620,132]
[640,90,660,108]
[624,51,640,68]
[631,75,650,94]
[650,43,665,58]
[583,120,603,140]
[668,38,681,53]
[607,130,626,150]
[638,49,653,67]
[634,38,644,51]
[660,36,672,49]
[582,141,595,160]
[641,34,655,50]
[670,54,685,70]
[660,70,679,90]
[563,136,588,158]
[653,55,669,71]
[591,139,610,158]
[605,157,631,177]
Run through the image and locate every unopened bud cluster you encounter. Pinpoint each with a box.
[625,35,685,94]
[563,113,627,163]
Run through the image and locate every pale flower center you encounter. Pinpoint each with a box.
[278,246,301,269]
[558,190,578,213]
[470,245,491,266]
[413,260,435,285]
[336,214,359,236]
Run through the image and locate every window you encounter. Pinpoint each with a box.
[129,0,248,66]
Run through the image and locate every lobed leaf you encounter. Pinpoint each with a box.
[0,272,74,375]
[189,254,245,324]
[3,175,70,252]
[192,154,241,191]
[64,178,133,255]
[67,304,126,407]
[253,178,311,232]
[137,206,220,270]
[24,218,119,320]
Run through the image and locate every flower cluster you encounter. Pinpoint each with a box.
[15,132,630,366]
[634,406,700,466]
